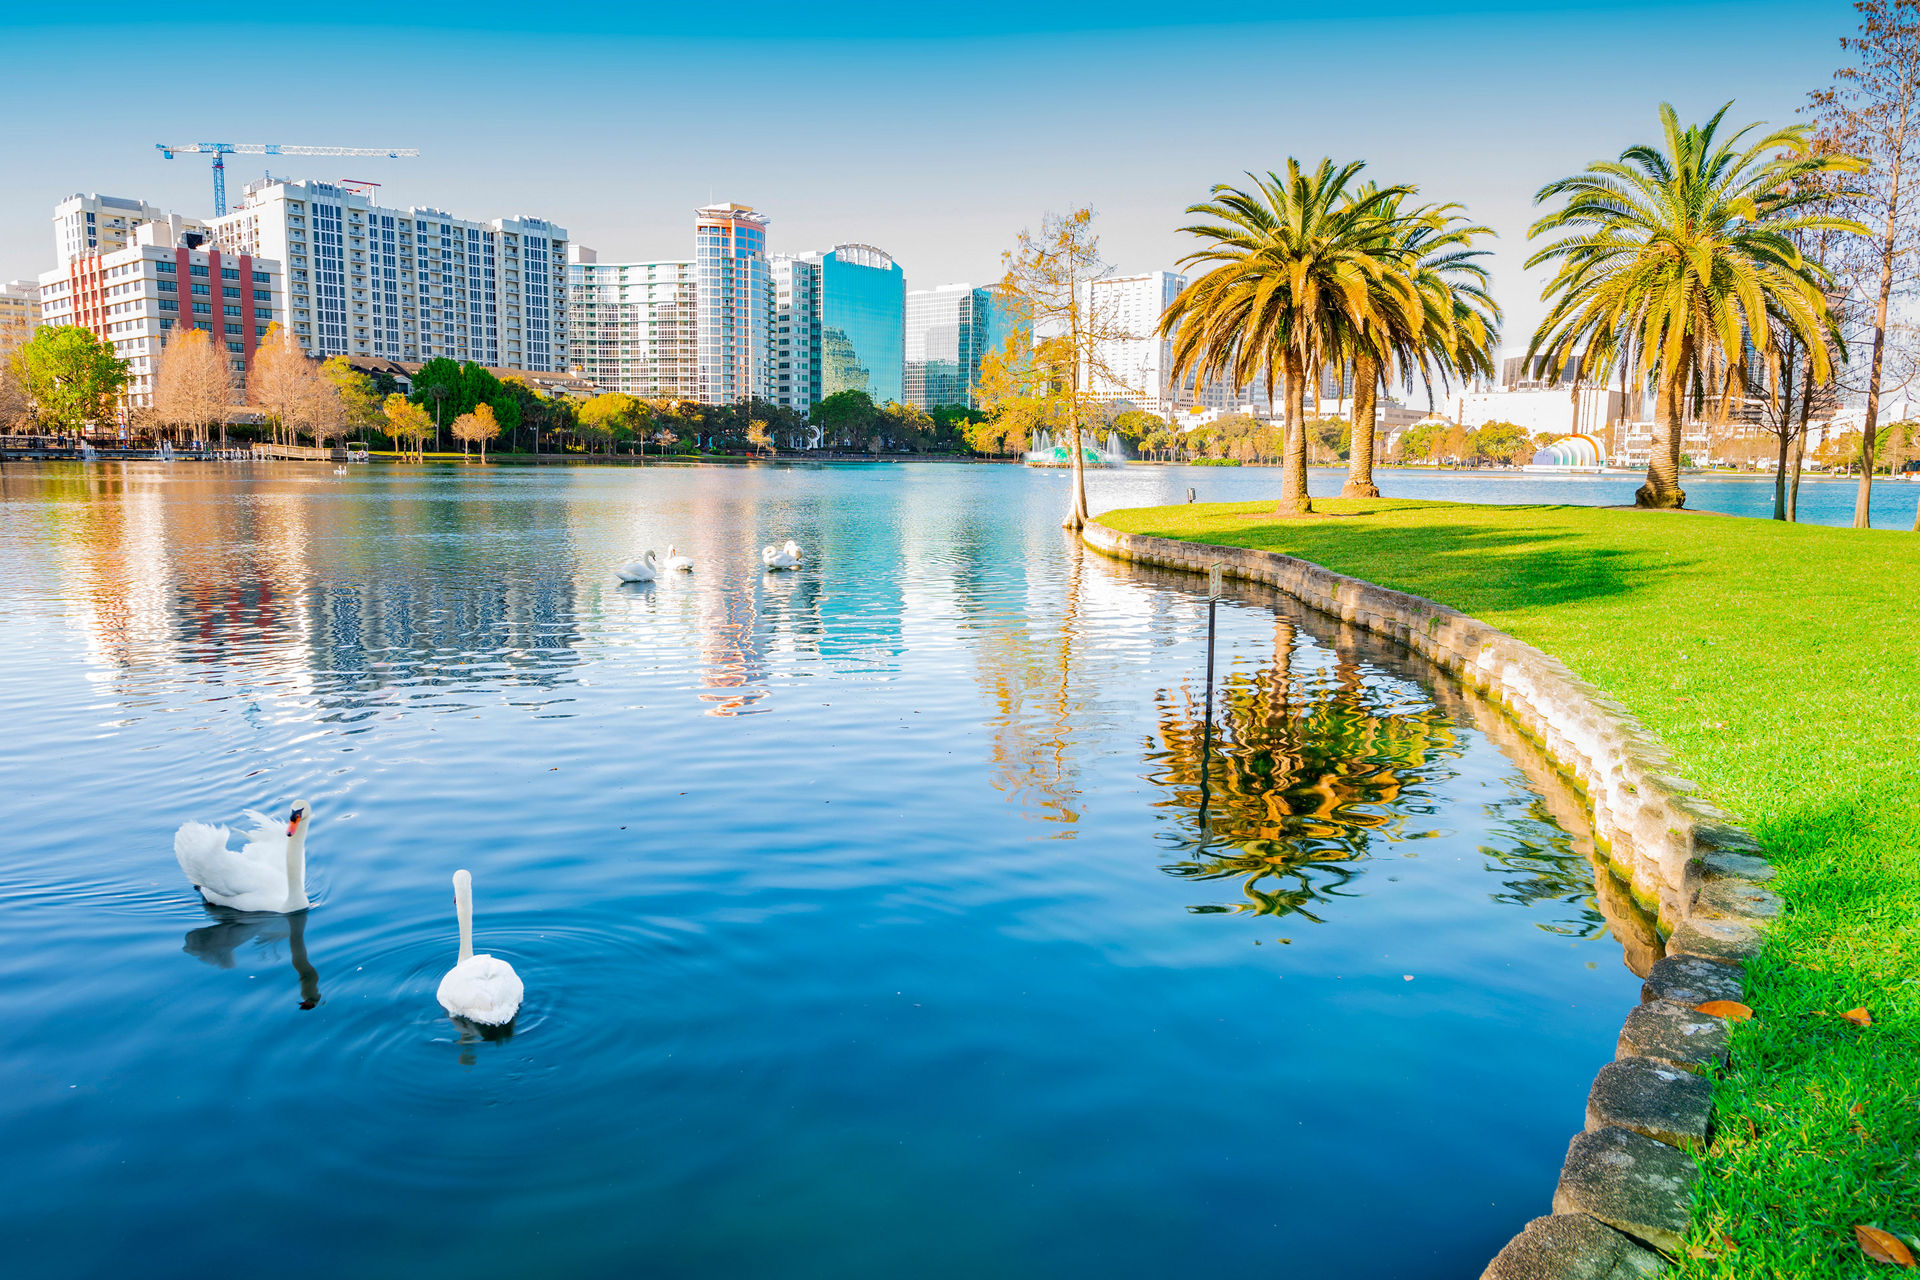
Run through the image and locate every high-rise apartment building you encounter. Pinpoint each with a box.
[694,203,772,404]
[566,247,699,399]
[52,194,208,269]
[210,179,568,370]
[770,254,821,412]
[769,243,903,411]
[0,279,41,333]
[38,217,282,411]
[904,283,1016,409]
[1081,270,1192,416]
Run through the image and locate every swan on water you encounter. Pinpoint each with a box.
[782,539,804,562]
[762,545,800,570]
[436,869,523,1026]
[615,551,659,582]
[174,801,312,913]
[662,545,695,572]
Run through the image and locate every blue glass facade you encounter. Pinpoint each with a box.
[904,284,1022,409]
[819,244,904,405]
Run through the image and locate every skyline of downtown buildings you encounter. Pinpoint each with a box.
[27,182,1238,418]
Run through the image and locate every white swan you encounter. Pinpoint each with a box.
[436,869,523,1026]
[662,545,695,572]
[174,801,312,913]
[615,551,659,582]
[762,544,800,570]
[782,539,804,562]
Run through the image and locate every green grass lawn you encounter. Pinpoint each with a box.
[1101,497,1919,1278]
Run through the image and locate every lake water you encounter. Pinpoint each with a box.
[0,461,1657,1279]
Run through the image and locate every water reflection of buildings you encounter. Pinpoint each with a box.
[13,466,584,705]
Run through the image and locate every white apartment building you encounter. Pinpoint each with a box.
[1452,386,1631,440]
[567,247,699,399]
[211,179,568,371]
[0,279,40,333]
[38,217,283,412]
[695,203,772,404]
[1078,271,1188,415]
[770,254,821,412]
[52,193,208,269]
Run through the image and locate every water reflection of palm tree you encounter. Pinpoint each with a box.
[182,907,322,1009]
[1149,620,1462,917]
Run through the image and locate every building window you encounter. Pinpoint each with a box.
[190,264,208,277]
[191,283,210,296]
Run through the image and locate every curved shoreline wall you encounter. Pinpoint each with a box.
[1082,519,1783,1277]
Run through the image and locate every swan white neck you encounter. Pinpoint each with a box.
[453,870,474,962]
[284,820,309,909]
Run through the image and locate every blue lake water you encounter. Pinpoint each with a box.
[0,461,1660,1279]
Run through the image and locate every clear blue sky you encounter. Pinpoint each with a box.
[0,2,1852,365]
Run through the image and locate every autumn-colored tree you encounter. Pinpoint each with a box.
[0,321,32,430]
[152,326,235,444]
[17,325,127,433]
[450,402,500,461]
[322,358,381,445]
[973,333,1066,458]
[997,207,1136,528]
[248,324,315,445]
[383,393,433,461]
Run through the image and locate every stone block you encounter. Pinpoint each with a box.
[1687,877,1782,923]
[1617,999,1730,1074]
[1641,954,1744,1008]
[1586,1056,1714,1151]
[1553,1125,1697,1256]
[1664,915,1763,966]
[1481,1213,1668,1279]
[1689,846,1775,885]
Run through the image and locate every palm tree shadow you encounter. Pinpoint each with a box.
[1181,505,1699,612]
[183,906,322,1009]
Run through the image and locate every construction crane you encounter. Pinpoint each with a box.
[154,142,420,216]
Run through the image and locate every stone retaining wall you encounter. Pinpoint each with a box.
[1082,518,1782,1277]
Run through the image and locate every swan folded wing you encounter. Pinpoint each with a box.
[438,955,524,1025]
[174,820,284,903]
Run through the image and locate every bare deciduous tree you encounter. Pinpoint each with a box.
[152,326,235,444]
[1816,0,1920,526]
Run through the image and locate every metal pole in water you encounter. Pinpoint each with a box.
[1198,561,1222,835]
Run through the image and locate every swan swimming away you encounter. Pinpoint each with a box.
[762,544,800,570]
[175,801,313,913]
[436,869,523,1026]
[662,545,694,572]
[615,551,659,582]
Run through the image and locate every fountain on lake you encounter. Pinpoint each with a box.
[1022,427,1129,468]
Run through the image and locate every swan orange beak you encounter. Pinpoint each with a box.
[286,809,301,836]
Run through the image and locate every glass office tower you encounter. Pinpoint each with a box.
[818,244,904,405]
[905,283,1020,409]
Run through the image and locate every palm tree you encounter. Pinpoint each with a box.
[1341,193,1499,497]
[1162,160,1426,515]
[1527,103,1861,509]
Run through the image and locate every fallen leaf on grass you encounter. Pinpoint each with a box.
[1853,1104,1869,1116]
[1696,1000,1753,1020]
[1854,1225,1916,1267]
[1842,1007,1874,1027]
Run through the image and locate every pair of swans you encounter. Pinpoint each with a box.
[615,545,695,583]
[173,804,523,1026]
[763,539,804,570]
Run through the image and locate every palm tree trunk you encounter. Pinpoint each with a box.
[1636,361,1687,509]
[1343,350,1381,498]
[1278,348,1312,516]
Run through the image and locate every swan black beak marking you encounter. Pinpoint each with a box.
[286,808,301,836]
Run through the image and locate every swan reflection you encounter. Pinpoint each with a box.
[182,906,322,1009]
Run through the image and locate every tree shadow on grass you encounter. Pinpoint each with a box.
[1138,506,1700,615]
